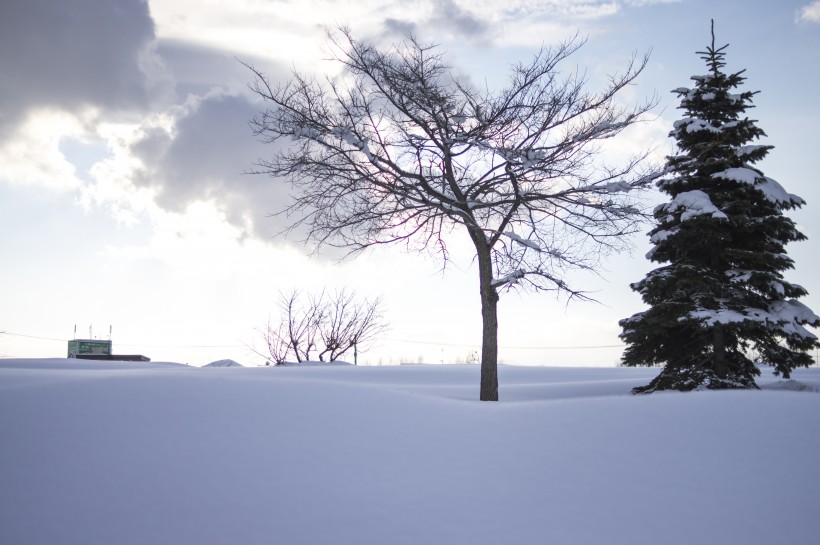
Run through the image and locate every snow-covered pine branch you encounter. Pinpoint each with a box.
[711,167,805,207]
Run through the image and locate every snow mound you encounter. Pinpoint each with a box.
[760,379,820,393]
[2,361,820,545]
[0,358,187,370]
[204,359,244,367]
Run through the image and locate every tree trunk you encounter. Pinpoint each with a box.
[476,241,499,401]
[710,250,727,379]
[713,324,727,379]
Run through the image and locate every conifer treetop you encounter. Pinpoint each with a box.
[699,19,729,78]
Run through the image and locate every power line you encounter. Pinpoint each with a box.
[383,337,624,350]
[2,332,66,342]
[1,331,243,349]
[115,342,245,349]
[506,344,624,350]
[4,330,622,352]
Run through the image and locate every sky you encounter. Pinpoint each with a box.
[1,0,819,366]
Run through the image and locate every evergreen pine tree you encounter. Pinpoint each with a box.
[620,22,820,393]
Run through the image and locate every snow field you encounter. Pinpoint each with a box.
[1,359,819,545]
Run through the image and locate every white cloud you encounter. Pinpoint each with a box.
[147,0,626,56]
[796,1,820,22]
[624,0,680,6]
[105,201,266,275]
[0,110,92,191]
[79,119,163,226]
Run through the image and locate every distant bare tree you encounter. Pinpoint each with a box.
[316,289,387,362]
[260,289,386,364]
[261,318,290,365]
[281,290,324,362]
[245,29,657,399]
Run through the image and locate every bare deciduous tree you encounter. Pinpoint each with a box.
[261,317,292,365]
[281,290,324,362]
[259,289,386,364]
[317,289,387,362]
[245,29,658,400]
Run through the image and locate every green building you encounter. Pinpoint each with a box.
[67,339,112,358]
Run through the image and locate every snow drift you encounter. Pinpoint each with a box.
[1,358,818,545]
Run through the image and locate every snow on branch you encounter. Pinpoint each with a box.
[771,299,820,326]
[491,269,526,288]
[503,231,541,251]
[690,74,716,83]
[711,168,805,207]
[331,126,362,147]
[688,299,820,341]
[329,126,380,164]
[711,166,758,184]
[734,145,769,158]
[659,190,727,221]
[672,118,721,134]
[603,181,633,193]
[570,119,628,143]
[481,145,548,168]
[649,228,677,243]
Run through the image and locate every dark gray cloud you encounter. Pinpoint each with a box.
[382,0,491,43]
[383,18,418,37]
[0,0,297,243]
[154,39,284,100]
[131,93,299,243]
[0,0,159,140]
[431,0,490,39]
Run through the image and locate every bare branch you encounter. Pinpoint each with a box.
[245,29,658,399]
[261,288,387,363]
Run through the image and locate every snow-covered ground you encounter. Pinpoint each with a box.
[1,358,819,545]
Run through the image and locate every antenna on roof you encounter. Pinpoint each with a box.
[109,325,112,341]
